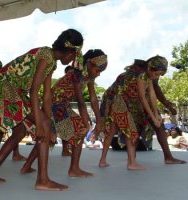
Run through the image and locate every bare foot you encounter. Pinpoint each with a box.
[127,162,146,170]
[12,154,26,161]
[68,169,94,177]
[165,158,187,164]
[0,177,6,183]
[20,167,36,174]
[99,161,110,168]
[35,180,68,191]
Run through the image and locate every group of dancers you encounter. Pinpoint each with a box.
[0,28,186,191]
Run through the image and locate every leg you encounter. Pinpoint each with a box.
[12,145,26,161]
[68,140,93,177]
[126,138,145,170]
[99,123,117,168]
[20,144,38,174]
[0,123,26,165]
[154,125,186,164]
[62,140,72,156]
[35,139,69,191]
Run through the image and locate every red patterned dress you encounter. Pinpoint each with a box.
[0,47,57,134]
[100,67,153,145]
[52,69,89,146]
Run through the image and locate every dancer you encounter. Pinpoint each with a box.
[21,49,108,177]
[0,29,83,190]
[98,56,186,168]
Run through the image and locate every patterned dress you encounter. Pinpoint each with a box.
[100,66,154,146]
[52,69,89,146]
[0,47,57,134]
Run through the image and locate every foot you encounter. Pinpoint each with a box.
[20,167,36,174]
[0,177,6,182]
[165,157,187,164]
[99,161,110,168]
[12,154,26,161]
[35,180,68,191]
[127,162,146,170]
[68,168,94,178]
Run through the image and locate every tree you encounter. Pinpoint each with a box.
[83,84,105,102]
[159,40,188,118]
[171,40,188,71]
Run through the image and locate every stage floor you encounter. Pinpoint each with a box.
[0,144,188,200]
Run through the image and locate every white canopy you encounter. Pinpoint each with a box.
[0,0,105,21]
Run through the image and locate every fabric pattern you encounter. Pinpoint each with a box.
[0,47,57,132]
[52,69,89,146]
[101,67,154,146]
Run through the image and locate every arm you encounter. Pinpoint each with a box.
[87,81,102,137]
[30,59,50,137]
[74,82,90,129]
[42,72,53,118]
[137,79,161,127]
[153,79,177,115]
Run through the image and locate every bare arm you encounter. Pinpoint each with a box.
[42,72,53,118]
[30,59,50,137]
[153,79,177,115]
[74,82,90,129]
[87,81,102,137]
[137,79,161,127]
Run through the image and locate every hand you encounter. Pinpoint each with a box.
[153,118,162,128]
[166,101,177,115]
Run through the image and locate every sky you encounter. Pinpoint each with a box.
[0,0,188,89]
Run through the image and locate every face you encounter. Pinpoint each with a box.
[87,61,103,79]
[60,50,76,65]
[147,69,164,80]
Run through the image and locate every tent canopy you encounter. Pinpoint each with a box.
[0,0,105,21]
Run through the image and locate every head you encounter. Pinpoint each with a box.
[83,49,107,79]
[52,29,83,65]
[64,65,74,74]
[146,55,168,80]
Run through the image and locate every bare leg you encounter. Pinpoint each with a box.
[20,144,37,174]
[126,138,145,170]
[62,140,72,156]
[154,125,186,164]
[0,123,26,181]
[99,123,117,168]
[12,145,26,161]
[68,140,93,177]
[0,123,26,165]
[35,140,68,191]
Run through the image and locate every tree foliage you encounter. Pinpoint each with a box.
[159,40,188,113]
[171,40,188,71]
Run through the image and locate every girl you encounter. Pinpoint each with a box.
[0,29,83,190]
[20,49,108,177]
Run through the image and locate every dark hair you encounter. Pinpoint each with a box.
[64,65,74,73]
[134,59,147,68]
[83,49,105,66]
[52,29,83,52]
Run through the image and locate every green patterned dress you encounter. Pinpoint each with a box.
[0,47,57,133]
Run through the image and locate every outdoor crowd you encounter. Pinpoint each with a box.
[0,29,187,191]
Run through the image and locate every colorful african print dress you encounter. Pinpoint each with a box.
[100,67,154,146]
[0,47,57,133]
[52,69,89,146]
